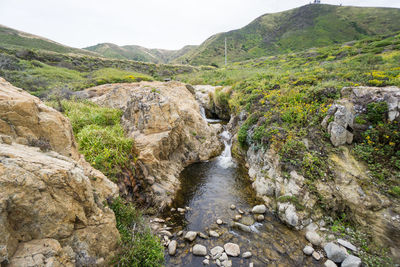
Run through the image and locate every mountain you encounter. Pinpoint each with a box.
[84,43,197,64]
[0,24,98,56]
[173,4,400,65]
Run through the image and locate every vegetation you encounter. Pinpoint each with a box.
[108,197,164,267]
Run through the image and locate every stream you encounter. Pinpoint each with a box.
[163,114,321,266]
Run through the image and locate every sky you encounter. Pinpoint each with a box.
[1,0,399,50]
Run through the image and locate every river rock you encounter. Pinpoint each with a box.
[209,230,220,237]
[217,219,223,225]
[199,232,208,239]
[324,242,348,263]
[159,230,172,237]
[177,230,183,236]
[324,259,338,267]
[168,240,177,256]
[222,260,232,267]
[240,216,255,226]
[224,243,240,257]
[193,244,207,256]
[230,204,236,210]
[303,246,314,255]
[337,239,357,252]
[341,255,362,267]
[178,208,186,213]
[306,231,322,246]
[184,231,197,241]
[312,251,321,260]
[238,209,245,214]
[233,222,251,232]
[251,204,266,214]
[203,259,210,265]
[211,246,224,257]
[234,215,242,221]
[242,251,252,258]
[256,215,264,222]
[249,263,254,267]
[220,252,228,261]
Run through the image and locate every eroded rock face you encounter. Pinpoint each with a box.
[0,78,119,266]
[193,85,231,120]
[81,81,222,208]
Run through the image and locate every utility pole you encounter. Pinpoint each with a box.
[225,37,227,65]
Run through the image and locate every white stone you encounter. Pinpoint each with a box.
[251,204,267,214]
[303,245,314,255]
[341,255,362,267]
[242,251,252,258]
[324,259,338,267]
[184,231,197,241]
[224,243,240,257]
[210,246,224,257]
[324,242,348,263]
[193,244,207,256]
[337,239,357,252]
[306,231,322,246]
[209,230,220,238]
[168,240,177,256]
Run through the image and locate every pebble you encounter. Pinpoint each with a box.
[205,255,210,259]
[217,219,223,225]
[233,222,251,232]
[153,218,165,223]
[341,255,362,267]
[184,231,197,241]
[337,239,357,252]
[242,251,252,258]
[234,215,242,221]
[324,259,338,267]
[199,232,208,239]
[177,208,186,213]
[306,231,322,246]
[168,240,177,256]
[224,243,240,257]
[251,204,266,214]
[312,251,321,261]
[238,209,244,214]
[256,215,264,222]
[220,252,228,261]
[222,260,232,267]
[240,216,255,226]
[159,230,172,237]
[211,246,224,257]
[324,242,348,263]
[249,263,254,267]
[216,259,221,266]
[177,230,183,236]
[170,208,176,212]
[203,259,210,265]
[230,204,236,210]
[193,244,207,256]
[303,245,314,255]
[209,230,220,237]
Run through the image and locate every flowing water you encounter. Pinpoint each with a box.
[163,113,321,266]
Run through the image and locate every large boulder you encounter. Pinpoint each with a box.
[0,78,119,265]
[81,81,223,208]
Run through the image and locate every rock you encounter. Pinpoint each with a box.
[230,204,236,210]
[199,232,208,239]
[305,222,318,232]
[306,231,322,246]
[203,259,210,265]
[168,240,177,256]
[251,204,267,214]
[256,215,264,222]
[341,255,362,267]
[240,216,255,226]
[224,243,240,257]
[217,219,223,225]
[216,259,221,266]
[193,244,207,256]
[171,208,176,212]
[233,222,251,232]
[211,246,224,257]
[234,215,242,221]
[209,230,220,237]
[184,231,197,242]
[84,81,223,208]
[178,208,186,213]
[177,230,183,236]
[337,239,357,252]
[249,263,254,267]
[324,242,348,263]
[222,260,232,267]
[220,252,228,261]
[159,230,172,237]
[205,255,210,259]
[312,251,321,260]
[324,259,338,267]
[278,202,299,227]
[238,209,244,214]
[242,251,252,258]
[303,246,314,255]
[153,218,165,223]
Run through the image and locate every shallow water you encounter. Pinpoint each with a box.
[163,129,321,266]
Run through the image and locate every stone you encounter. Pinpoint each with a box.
[1,135,12,145]
[171,208,176,212]
[209,230,220,237]
[159,230,172,237]
[193,244,207,256]
[305,222,318,232]
[222,260,232,267]
[341,255,362,267]
[216,259,221,266]
[249,263,254,267]
[251,204,267,214]
[203,259,210,265]
[242,251,252,258]
[337,239,357,252]
[230,204,236,210]
[153,218,165,223]
[303,245,314,255]
[234,215,242,221]
[217,219,223,225]
[256,215,264,222]
[177,230,183,236]
[199,232,208,239]
[240,216,255,226]
[178,208,186,213]
[306,231,322,246]
[324,259,338,267]
[312,251,321,260]
[233,222,251,232]
[168,240,177,256]
[224,243,240,257]
[220,252,228,261]
[184,231,197,241]
[324,242,348,263]
[210,246,224,257]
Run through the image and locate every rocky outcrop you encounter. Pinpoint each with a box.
[0,78,119,266]
[80,81,222,208]
[193,85,231,120]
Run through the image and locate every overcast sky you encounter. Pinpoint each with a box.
[1,0,399,50]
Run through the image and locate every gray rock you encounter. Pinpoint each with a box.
[177,230,183,236]
[177,208,186,213]
[220,252,228,262]
[193,244,207,256]
[240,216,255,226]
[242,251,252,258]
[159,230,172,237]
[306,231,322,246]
[222,260,232,267]
[324,242,348,263]
[256,215,264,222]
[209,230,220,237]
[303,245,314,255]
[305,222,318,232]
[224,243,240,257]
[341,255,362,267]
[168,240,177,256]
[337,239,357,252]
[234,215,242,221]
[324,259,337,267]
[312,251,321,261]
[233,222,251,232]
[203,259,210,265]
[184,231,197,241]
[217,219,223,225]
[251,204,266,214]
[249,263,254,267]
[199,232,208,239]
[210,246,224,257]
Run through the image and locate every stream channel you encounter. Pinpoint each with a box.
[163,113,321,266]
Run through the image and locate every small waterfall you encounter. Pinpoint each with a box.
[200,106,221,123]
[218,130,235,168]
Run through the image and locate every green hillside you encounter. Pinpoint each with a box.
[175,4,400,66]
[0,24,98,56]
[84,43,198,64]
